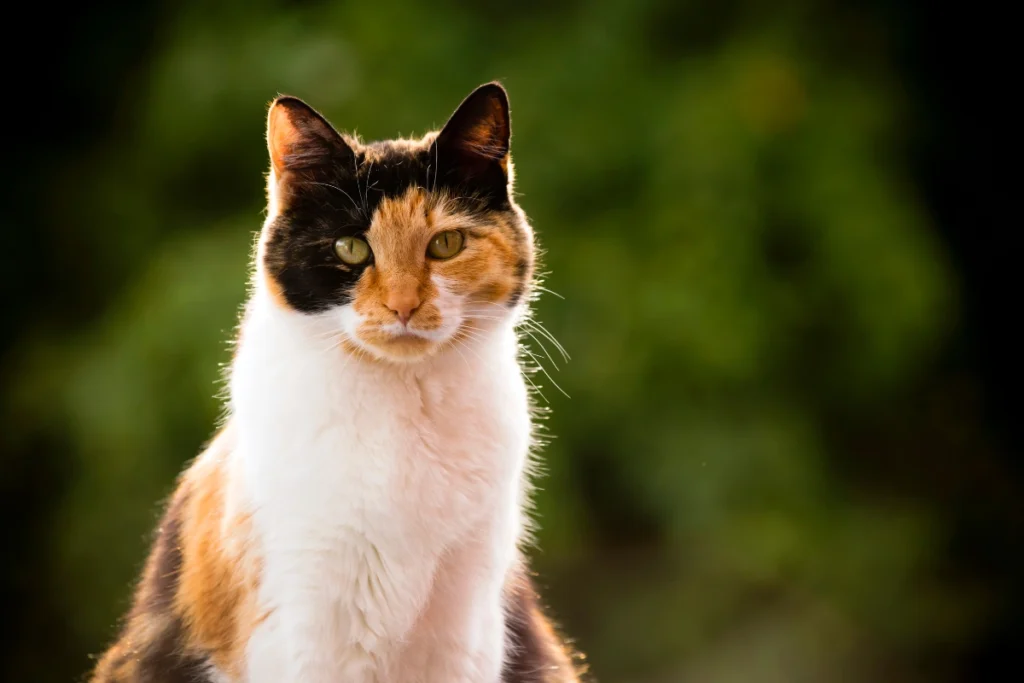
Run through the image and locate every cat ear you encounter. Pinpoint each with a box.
[267,96,354,175]
[433,82,511,183]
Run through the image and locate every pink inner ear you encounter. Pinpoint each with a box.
[465,95,509,159]
[439,85,510,166]
[268,106,301,174]
[460,119,505,159]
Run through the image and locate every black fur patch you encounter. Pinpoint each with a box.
[506,257,532,308]
[132,616,211,683]
[502,572,578,683]
[136,493,211,682]
[94,490,213,683]
[142,495,185,613]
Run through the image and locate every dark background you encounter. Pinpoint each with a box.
[1,1,1016,681]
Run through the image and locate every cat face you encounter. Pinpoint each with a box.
[259,84,534,362]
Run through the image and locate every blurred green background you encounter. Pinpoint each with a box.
[1,1,1017,682]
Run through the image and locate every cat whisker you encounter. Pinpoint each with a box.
[448,339,472,371]
[522,328,560,371]
[532,285,565,300]
[315,334,346,355]
[462,314,507,322]
[521,320,569,362]
[363,161,375,214]
[351,154,367,221]
[299,181,361,214]
[519,346,569,399]
[433,141,439,192]
[450,338,480,367]
[458,319,560,402]
[336,342,361,374]
[454,326,489,345]
[517,354,549,402]
[469,301,570,363]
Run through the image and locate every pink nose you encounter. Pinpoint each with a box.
[386,291,420,325]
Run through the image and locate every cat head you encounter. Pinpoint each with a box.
[258,83,534,362]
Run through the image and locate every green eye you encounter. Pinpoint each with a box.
[427,230,465,260]
[334,236,371,265]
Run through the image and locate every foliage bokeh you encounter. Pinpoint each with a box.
[0,2,1015,682]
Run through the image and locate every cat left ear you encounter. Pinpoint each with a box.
[433,82,511,182]
[267,96,353,175]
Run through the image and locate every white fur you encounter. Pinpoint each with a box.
[225,266,532,682]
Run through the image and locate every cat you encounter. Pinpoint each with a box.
[89,82,584,683]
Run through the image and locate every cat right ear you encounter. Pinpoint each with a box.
[433,83,511,183]
[267,96,354,175]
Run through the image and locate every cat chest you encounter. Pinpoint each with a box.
[238,396,527,576]
[238,402,523,681]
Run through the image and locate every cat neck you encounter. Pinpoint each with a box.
[230,285,522,408]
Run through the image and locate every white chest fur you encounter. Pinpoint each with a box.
[228,292,531,683]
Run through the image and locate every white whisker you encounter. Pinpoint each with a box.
[522,328,559,371]
[533,285,565,300]
[522,319,570,361]
[301,181,361,214]
[519,346,569,399]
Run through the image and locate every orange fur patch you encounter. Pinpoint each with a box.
[267,104,300,176]
[259,253,292,312]
[175,435,261,678]
[345,186,529,359]
[90,426,263,682]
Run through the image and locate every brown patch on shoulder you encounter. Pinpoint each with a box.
[90,426,261,682]
[90,484,211,683]
[175,438,262,679]
[503,567,585,683]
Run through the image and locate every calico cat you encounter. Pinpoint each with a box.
[89,83,583,683]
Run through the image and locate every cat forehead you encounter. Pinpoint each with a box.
[359,135,436,160]
[284,137,490,226]
[341,139,437,205]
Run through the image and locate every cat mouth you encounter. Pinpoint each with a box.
[386,333,431,351]
[379,321,448,342]
[349,327,436,362]
[352,324,441,355]
[346,319,458,361]
[385,327,431,341]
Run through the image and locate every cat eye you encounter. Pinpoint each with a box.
[427,230,465,260]
[334,236,371,265]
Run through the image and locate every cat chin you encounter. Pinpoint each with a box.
[340,314,469,363]
[342,331,447,364]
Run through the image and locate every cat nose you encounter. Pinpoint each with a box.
[385,291,420,325]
